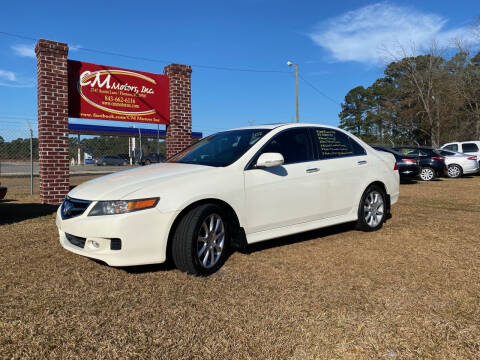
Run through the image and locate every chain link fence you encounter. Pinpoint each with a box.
[0,125,37,196]
[0,123,167,196]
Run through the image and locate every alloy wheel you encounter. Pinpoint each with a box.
[447,165,461,178]
[197,214,225,269]
[420,167,434,181]
[364,190,384,228]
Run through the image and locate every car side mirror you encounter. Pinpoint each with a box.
[256,152,284,168]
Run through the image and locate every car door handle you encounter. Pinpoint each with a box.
[357,160,367,165]
[306,168,319,173]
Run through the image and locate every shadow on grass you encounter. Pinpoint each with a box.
[0,200,58,225]
[240,222,357,255]
[400,178,418,185]
[119,261,176,274]
[108,219,391,274]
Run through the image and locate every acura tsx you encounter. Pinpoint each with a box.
[56,123,399,275]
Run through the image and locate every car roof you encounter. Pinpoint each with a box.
[228,123,340,131]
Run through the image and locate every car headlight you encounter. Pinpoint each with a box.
[88,198,159,216]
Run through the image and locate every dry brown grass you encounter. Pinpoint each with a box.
[1,176,480,359]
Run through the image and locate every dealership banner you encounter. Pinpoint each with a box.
[67,60,170,124]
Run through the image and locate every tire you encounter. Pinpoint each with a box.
[447,164,462,178]
[356,185,386,232]
[145,160,151,165]
[172,204,230,276]
[419,167,435,181]
[102,161,107,166]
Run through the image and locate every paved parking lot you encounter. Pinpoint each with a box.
[1,176,479,359]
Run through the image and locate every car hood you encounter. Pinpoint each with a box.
[68,162,213,201]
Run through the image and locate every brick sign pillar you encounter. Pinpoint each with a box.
[35,39,70,204]
[164,64,192,158]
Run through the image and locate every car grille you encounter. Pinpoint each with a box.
[61,197,91,220]
[65,233,86,248]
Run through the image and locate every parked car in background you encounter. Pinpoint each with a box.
[373,146,420,180]
[117,153,131,164]
[441,141,480,156]
[95,155,128,166]
[57,123,399,276]
[441,141,480,166]
[436,149,479,178]
[140,153,165,165]
[393,147,446,181]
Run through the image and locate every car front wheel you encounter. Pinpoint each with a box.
[172,204,229,276]
[356,185,386,231]
[419,167,435,181]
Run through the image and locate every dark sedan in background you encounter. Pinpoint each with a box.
[393,147,446,181]
[373,146,420,180]
[140,153,165,165]
[95,155,128,166]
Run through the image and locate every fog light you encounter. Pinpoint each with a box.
[88,240,100,249]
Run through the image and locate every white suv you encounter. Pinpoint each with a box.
[441,141,480,158]
[56,123,399,275]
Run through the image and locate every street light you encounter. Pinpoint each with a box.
[287,61,299,123]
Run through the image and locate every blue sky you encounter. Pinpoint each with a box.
[0,0,478,138]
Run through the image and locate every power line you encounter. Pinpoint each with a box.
[0,30,340,105]
[297,73,342,106]
[0,30,289,74]
[0,30,36,42]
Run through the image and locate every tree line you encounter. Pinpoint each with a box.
[339,48,480,147]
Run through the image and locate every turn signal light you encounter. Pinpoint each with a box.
[432,156,444,161]
[402,158,416,164]
[467,156,477,160]
[127,198,158,211]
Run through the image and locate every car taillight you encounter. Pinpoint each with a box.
[402,158,416,164]
[394,162,398,170]
[467,156,477,160]
[432,156,444,161]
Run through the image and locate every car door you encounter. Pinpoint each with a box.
[309,128,370,217]
[243,127,325,234]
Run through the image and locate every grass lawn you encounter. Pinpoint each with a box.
[1,175,479,359]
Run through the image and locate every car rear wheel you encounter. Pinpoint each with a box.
[419,167,435,181]
[356,185,386,232]
[172,204,229,276]
[447,164,462,178]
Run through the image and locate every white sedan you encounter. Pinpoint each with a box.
[56,123,399,275]
[436,149,479,178]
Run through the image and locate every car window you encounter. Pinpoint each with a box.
[443,144,458,152]
[396,148,418,156]
[313,128,366,159]
[462,143,479,153]
[261,128,313,165]
[169,129,270,167]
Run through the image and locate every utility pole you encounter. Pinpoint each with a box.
[287,61,299,123]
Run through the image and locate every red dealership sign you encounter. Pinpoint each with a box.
[67,60,169,124]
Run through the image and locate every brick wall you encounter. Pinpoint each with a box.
[35,39,69,205]
[164,64,192,158]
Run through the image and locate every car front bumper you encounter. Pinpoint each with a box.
[56,205,178,266]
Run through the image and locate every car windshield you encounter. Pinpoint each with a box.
[168,129,271,167]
